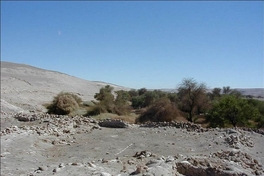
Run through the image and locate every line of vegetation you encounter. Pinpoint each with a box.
[45,78,264,129]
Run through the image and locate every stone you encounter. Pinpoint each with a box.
[127,159,135,165]
[146,159,163,167]
[59,163,65,168]
[100,172,111,176]
[98,119,129,128]
[87,162,96,168]
[130,165,142,175]
[71,162,82,166]
[38,166,47,171]
[53,167,61,173]
[227,129,238,134]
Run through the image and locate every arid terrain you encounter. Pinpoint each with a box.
[1,61,264,176]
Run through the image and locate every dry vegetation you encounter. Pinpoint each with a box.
[45,79,264,129]
[135,98,181,123]
[46,92,83,115]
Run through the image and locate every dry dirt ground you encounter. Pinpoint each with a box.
[1,112,264,176]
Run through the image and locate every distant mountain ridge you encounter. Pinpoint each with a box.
[235,88,264,97]
[149,88,264,98]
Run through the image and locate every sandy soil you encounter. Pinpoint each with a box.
[1,112,264,176]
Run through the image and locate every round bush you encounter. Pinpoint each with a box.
[136,98,180,123]
[47,92,82,115]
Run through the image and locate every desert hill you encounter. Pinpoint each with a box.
[1,61,129,113]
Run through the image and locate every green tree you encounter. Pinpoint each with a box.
[115,90,130,104]
[128,89,138,99]
[131,96,145,109]
[131,89,168,109]
[246,99,264,128]
[153,89,167,98]
[223,86,231,95]
[208,95,260,127]
[88,86,132,116]
[177,78,208,122]
[94,85,114,102]
[114,90,131,115]
[167,92,178,104]
[223,86,242,97]
[208,87,222,100]
[143,91,159,107]
[138,88,147,96]
[131,88,148,109]
[92,85,115,114]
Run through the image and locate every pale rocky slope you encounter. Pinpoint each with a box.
[1,61,129,113]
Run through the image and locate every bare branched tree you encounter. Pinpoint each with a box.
[177,78,208,122]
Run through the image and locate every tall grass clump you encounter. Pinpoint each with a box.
[135,98,180,123]
[47,92,82,115]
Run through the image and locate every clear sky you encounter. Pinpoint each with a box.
[1,1,263,89]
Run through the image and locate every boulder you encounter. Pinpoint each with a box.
[98,119,128,128]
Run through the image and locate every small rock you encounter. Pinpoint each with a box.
[127,159,135,165]
[166,156,175,163]
[227,129,238,134]
[59,163,65,168]
[100,172,111,176]
[38,166,47,171]
[130,165,142,175]
[146,159,163,167]
[87,162,96,168]
[53,167,61,173]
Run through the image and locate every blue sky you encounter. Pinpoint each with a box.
[1,1,263,89]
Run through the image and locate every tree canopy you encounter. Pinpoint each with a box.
[208,95,260,127]
[177,78,208,122]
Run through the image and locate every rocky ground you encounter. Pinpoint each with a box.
[1,111,264,176]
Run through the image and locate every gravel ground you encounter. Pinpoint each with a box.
[1,112,264,176]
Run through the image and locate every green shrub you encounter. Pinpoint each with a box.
[246,99,264,128]
[86,105,101,116]
[47,92,82,115]
[87,85,132,116]
[207,95,260,128]
[135,98,180,123]
[131,96,145,109]
[131,89,168,109]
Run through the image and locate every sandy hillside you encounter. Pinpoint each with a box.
[1,61,129,113]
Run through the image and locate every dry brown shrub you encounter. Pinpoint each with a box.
[136,98,181,123]
[47,92,82,115]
